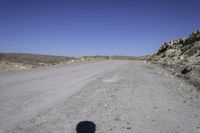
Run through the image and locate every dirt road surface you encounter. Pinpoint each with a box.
[0,60,200,133]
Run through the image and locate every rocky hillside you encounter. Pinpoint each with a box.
[151,29,200,89]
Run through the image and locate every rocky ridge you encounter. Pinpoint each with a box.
[151,29,200,89]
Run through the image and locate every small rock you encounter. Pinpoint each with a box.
[175,73,179,76]
[181,67,192,74]
[114,117,121,121]
[127,127,131,130]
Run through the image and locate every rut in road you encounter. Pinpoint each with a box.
[0,60,200,133]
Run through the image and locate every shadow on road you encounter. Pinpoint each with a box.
[76,121,96,133]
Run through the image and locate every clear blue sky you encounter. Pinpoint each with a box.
[0,0,200,56]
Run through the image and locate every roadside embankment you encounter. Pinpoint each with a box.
[149,29,200,89]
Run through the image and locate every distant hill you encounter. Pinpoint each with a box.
[0,53,79,72]
[0,53,139,72]
[0,53,76,65]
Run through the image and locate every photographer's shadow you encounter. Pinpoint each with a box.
[76,121,96,133]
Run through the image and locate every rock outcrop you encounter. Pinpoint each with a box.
[152,29,200,89]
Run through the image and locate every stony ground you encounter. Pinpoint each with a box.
[0,60,200,133]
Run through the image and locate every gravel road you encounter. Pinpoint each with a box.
[0,60,200,133]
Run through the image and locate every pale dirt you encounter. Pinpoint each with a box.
[0,60,200,133]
